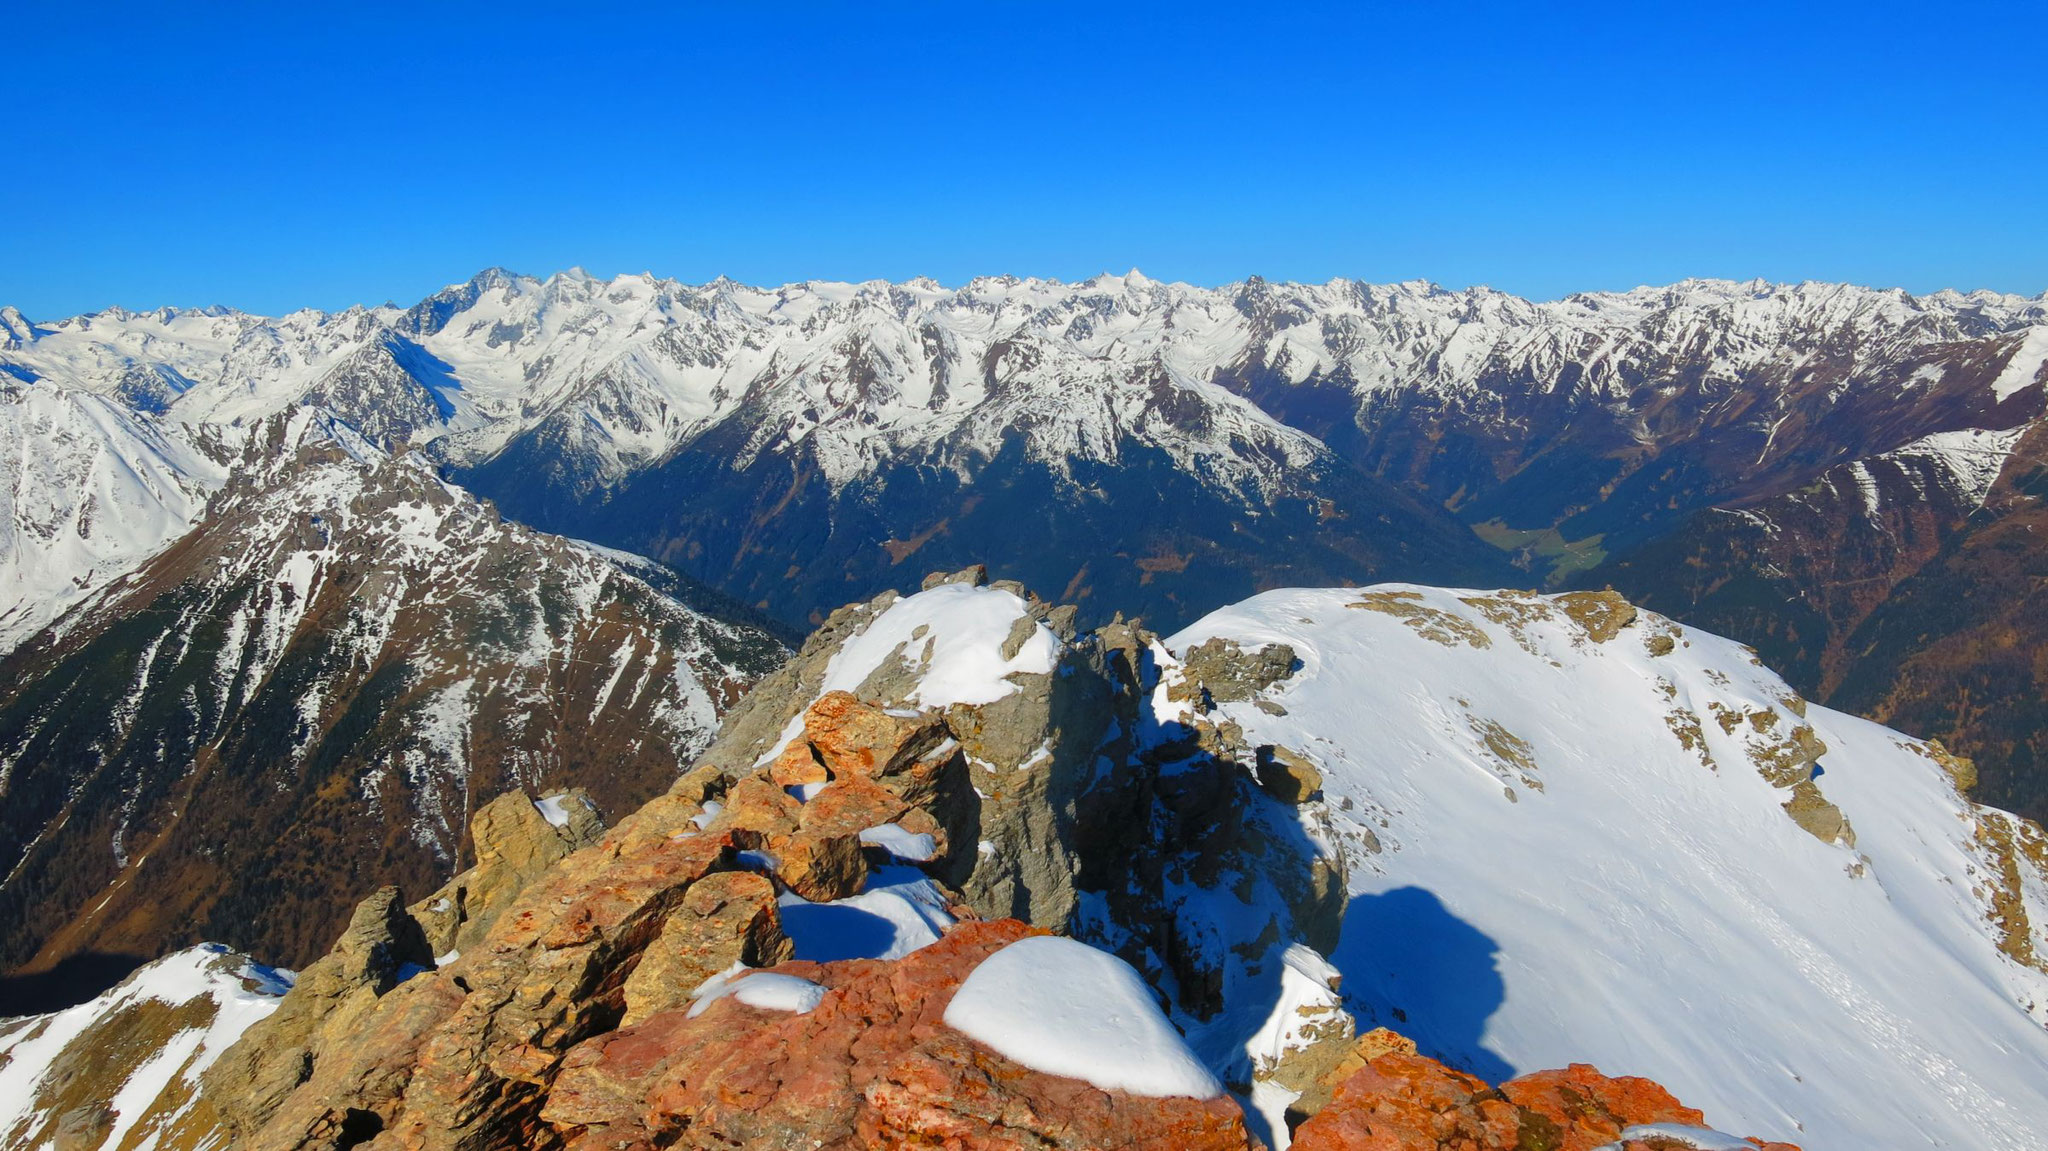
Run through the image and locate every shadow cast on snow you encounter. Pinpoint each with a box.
[1333,885,1517,1083]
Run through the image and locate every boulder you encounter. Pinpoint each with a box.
[1556,589,1638,644]
[196,886,434,1139]
[766,740,829,787]
[1173,637,1299,704]
[804,690,949,779]
[1256,744,1324,804]
[411,789,606,958]
[1292,1050,1801,1151]
[620,871,791,1025]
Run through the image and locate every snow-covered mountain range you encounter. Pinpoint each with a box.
[6,268,2042,615]
[7,268,2043,603]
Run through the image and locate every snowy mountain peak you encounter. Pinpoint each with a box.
[0,305,37,348]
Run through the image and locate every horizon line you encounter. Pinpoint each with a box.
[9,267,2048,325]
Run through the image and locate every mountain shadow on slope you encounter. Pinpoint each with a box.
[0,951,149,1016]
[458,426,1516,634]
[1333,885,1515,1084]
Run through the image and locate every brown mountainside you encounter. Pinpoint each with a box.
[0,411,786,991]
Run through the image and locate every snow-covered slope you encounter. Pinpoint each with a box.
[0,383,223,651]
[0,944,290,1151]
[1161,585,2048,1150]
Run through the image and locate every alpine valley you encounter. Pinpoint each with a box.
[2,271,2047,1150]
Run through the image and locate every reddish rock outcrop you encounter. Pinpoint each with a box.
[1293,1050,1801,1151]
[546,918,1255,1151]
[804,689,951,779]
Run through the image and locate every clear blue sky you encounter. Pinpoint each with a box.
[6,1,2045,317]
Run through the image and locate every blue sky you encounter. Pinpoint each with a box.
[6,1,2045,316]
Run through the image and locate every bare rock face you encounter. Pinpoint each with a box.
[618,871,790,1026]
[1173,636,1300,704]
[1256,743,1324,804]
[411,789,605,958]
[804,689,951,778]
[546,918,1255,1151]
[194,886,434,1138]
[1292,1050,1802,1151]
[1273,1026,1418,1127]
[1555,588,1639,644]
[196,787,610,1143]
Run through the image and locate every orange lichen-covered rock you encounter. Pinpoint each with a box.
[1292,1051,1801,1151]
[766,739,829,787]
[804,690,949,778]
[860,1029,1254,1150]
[1500,1062,1702,1148]
[545,918,1256,1151]
[799,773,912,839]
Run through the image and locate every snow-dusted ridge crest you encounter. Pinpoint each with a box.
[0,943,291,1150]
[1159,583,2048,1150]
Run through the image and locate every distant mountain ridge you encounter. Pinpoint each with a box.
[4,268,2046,823]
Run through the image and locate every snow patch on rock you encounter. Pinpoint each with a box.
[1878,425,2028,507]
[820,583,1059,708]
[777,865,955,962]
[943,934,1223,1100]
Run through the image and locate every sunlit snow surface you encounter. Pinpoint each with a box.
[757,581,1060,765]
[820,583,1058,708]
[0,387,224,651]
[1166,584,2048,1150]
[943,935,1224,1099]
[1874,424,2028,508]
[858,822,939,861]
[687,970,827,1018]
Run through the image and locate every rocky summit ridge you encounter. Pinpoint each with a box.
[5,569,2046,1149]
